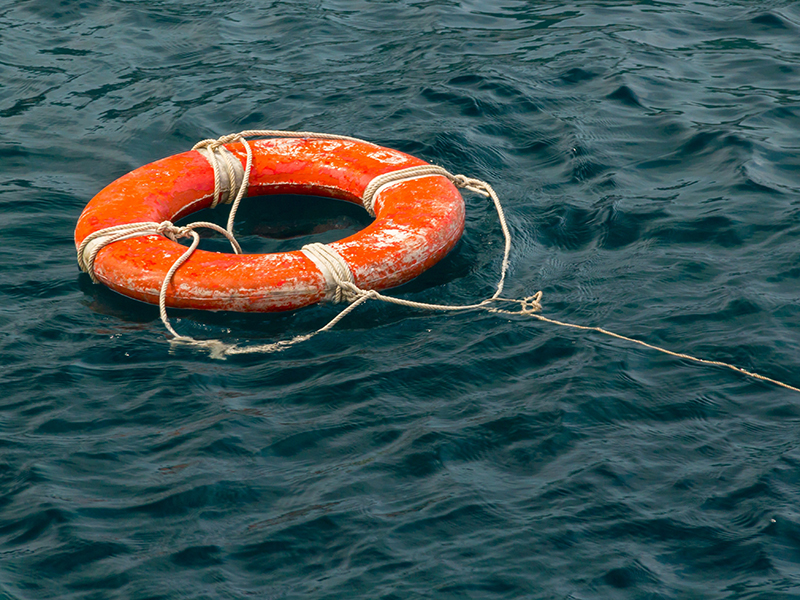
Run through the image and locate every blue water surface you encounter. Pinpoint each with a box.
[2,1,800,598]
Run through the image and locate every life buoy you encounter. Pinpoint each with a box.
[74,137,465,312]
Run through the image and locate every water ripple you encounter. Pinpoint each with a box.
[2,1,800,598]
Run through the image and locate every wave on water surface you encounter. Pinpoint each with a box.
[1,1,800,598]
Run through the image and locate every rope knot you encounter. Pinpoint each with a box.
[450,174,471,188]
[520,291,543,314]
[301,242,361,303]
[155,221,190,241]
[451,174,491,197]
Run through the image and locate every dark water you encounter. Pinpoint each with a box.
[3,1,800,598]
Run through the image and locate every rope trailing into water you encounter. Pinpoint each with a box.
[77,129,800,393]
[518,312,800,393]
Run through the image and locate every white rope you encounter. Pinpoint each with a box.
[516,310,800,394]
[192,135,252,235]
[77,128,799,394]
[195,145,244,208]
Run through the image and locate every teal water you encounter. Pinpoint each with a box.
[3,1,800,598]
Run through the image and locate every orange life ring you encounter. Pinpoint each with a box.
[74,137,465,312]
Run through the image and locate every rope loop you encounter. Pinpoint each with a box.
[193,135,249,211]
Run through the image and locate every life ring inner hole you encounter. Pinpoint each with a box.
[173,194,375,255]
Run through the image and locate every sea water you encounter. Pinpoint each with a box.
[2,2,800,598]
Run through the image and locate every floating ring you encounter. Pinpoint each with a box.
[74,138,465,312]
